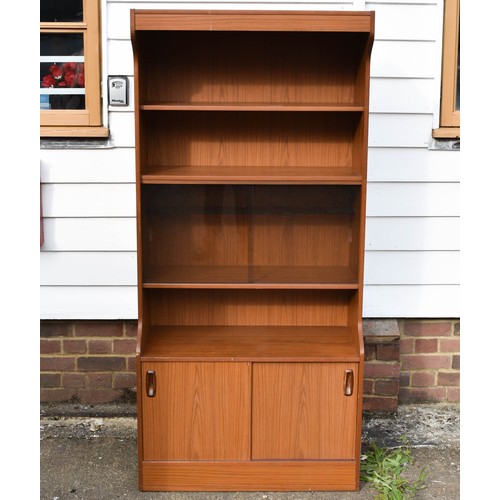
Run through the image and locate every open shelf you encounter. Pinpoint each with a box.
[142,287,361,360]
[142,325,360,362]
[139,111,365,177]
[136,30,370,107]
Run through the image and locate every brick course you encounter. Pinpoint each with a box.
[40,320,136,403]
[363,341,400,412]
[40,318,460,409]
[399,319,460,404]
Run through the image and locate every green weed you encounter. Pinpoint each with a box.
[360,437,428,500]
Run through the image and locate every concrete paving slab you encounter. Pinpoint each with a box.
[40,404,460,500]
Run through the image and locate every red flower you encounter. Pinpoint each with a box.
[64,62,78,73]
[41,62,85,88]
[77,66,85,87]
[64,71,76,87]
[42,74,56,88]
[50,64,63,79]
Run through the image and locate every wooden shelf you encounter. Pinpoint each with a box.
[141,165,363,185]
[140,103,365,112]
[142,325,360,362]
[143,265,358,288]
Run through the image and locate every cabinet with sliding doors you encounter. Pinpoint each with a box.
[131,9,374,491]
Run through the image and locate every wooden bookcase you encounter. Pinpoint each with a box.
[131,10,374,492]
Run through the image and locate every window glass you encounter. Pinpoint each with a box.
[40,0,83,22]
[40,34,85,110]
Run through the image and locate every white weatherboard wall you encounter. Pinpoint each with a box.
[40,0,460,319]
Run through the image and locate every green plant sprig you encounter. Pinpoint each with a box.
[360,437,428,500]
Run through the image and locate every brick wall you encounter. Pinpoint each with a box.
[363,340,400,412]
[40,319,459,409]
[40,320,137,403]
[362,319,400,412]
[399,319,460,403]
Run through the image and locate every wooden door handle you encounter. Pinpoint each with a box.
[146,370,156,397]
[344,369,354,396]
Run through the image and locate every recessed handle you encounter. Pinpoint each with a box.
[344,369,354,396]
[146,370,156,397]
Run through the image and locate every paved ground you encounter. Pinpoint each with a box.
[40,403,460,500]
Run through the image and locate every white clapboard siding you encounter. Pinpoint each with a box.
[367,2,437,41]
[41,252,137,286]
[367,183,459,217]
[370,78,434,114]
[107,40,134,76]
[366,0,436,3]
[40,286,138,320]
[364,251,459,285]
[368,148,459,182]
[41,148,135,184]
[106,1,133,40]
[368,114,433,148]
[371,40,436,79]
[365,217,459,251]
[363,285,459,318]
[40,0,460,320]
[108,112,136,148]
[41,183,136,217]
[42,218,137,251]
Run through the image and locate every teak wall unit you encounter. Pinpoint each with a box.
[131,10,374,492]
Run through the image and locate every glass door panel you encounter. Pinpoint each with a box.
[142,185,360,286]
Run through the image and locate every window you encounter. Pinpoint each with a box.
[40,0,108,137]
[434,0,460,138]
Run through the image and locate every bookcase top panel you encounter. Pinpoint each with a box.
[131,10,374,34]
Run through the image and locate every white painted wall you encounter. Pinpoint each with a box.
[40,0,460,319]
